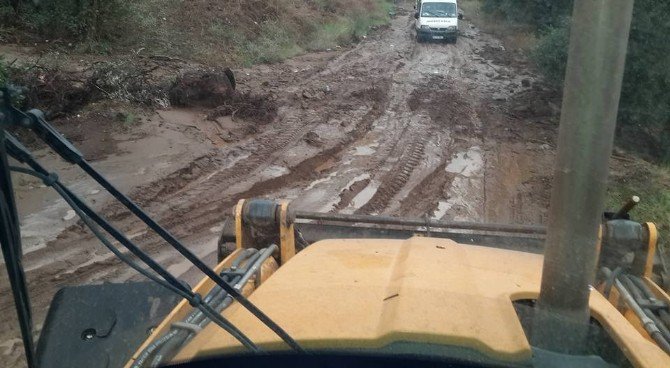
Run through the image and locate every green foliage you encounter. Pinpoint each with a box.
[119,111,138,127]
[306,0,390,51]
[485,0,670,163]
[618,0,670,159]
[482,0,572,30]
[0,57,8,86]
[241,21,303,65]
[306,20,353,51]
[203,0,391,64]
[530,21,569,85]
[0,0,131,41]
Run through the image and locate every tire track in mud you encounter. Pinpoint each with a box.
[1,21,404,328]
[97,15,415,232]
[100,113,322,226]
[357,131,430,214]
[394,161,450,217]
[104,154,220,221]
[156,80,393,235]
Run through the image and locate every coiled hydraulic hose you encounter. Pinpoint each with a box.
[135,245,278,368]
[601,268,670,354]
[9,165,260,353]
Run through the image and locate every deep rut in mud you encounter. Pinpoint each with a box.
[1,4,562,367]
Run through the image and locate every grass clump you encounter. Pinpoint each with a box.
[306,4,391,51]
[241,21,303,65]
[459,0,536,51]
[116,110,139,129]
[0,57,8,86]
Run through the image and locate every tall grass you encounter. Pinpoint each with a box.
[305,9,389,51]
[459,0,537,51]
[1,0,393,66]
[0,57,8,86]
[241,21,303,65]
[208,0,393,65]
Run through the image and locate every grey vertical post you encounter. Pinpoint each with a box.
[532,0,635,354]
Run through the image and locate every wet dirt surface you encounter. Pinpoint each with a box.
[0,4,562,366]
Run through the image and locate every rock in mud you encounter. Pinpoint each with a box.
[303,132,324,147]
[169,69,236,107]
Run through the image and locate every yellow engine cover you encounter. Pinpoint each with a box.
[175,237,669,367]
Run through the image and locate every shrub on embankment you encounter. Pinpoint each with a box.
[0,0,393,65]
[482,0,670,164]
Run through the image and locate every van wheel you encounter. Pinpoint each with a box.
[416,34,423,43]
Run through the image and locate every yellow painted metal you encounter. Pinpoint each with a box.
[170,237,668,367]
[595,224,603,264]
[643,222,658,279]
[235,199,245,249]
[643,276,670,305]
[278,201,295,265]
[594,221,665,345]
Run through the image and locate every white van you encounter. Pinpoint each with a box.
[414,0,461,43]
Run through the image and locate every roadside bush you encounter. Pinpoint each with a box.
[0,58,8,86]
[305,0,390,50]
[618,0,670,148]
[530,20,569,85]
[485,0,670,163]
[482,0,572,30]
[241,21,303,65]
[0,0,131,41]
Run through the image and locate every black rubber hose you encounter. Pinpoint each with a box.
[659,310,670,334]
[150,250,267,367]
[139,250,260,368]
[620,275,646,303]
[9,166,185,297]
[131,330,180,368]
[643,307,670,345]
[192,251,262,324]
[8,125,301,352]
[628,275,670,331]
[0,189,36,368]
[620,275,670,343]
[78,159,304,352]
[8,167,199,368]
[9,166,259,353]
[629,275,657,300]
[150,246,275,367]
[55,183,260,351]
[601,268,670,355]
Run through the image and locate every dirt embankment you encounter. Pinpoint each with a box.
[0,3,572,367]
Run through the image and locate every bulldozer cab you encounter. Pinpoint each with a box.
[1,1,670,368]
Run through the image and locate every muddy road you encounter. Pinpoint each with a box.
[1,6,561,366]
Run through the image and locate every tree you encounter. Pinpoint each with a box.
[485,0,670,163]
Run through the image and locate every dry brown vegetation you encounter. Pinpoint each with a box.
[1,1,392,66]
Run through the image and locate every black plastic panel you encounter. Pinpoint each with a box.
[37,282,180,368]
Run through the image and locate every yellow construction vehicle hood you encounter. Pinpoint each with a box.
[176,237,668,366]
